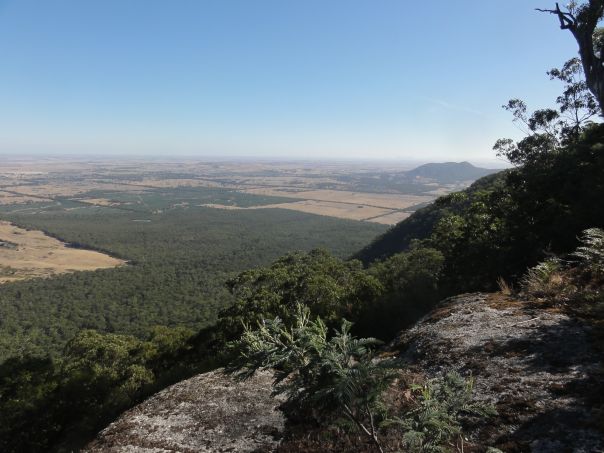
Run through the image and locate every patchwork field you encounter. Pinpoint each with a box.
[0,221,125,284]
[0,157,483,227]
[0,191,52,205]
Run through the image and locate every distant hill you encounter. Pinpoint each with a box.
[405,161,497,184]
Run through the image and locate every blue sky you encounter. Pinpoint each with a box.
[0,0,580,162]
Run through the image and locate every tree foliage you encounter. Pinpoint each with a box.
[216,247,444,344]
[218,249,381,340]
[0,326,197,452]
[494,58,599,166]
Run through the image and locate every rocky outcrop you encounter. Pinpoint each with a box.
[84,370,285,453]
[394,293,603,452]
[86,293,603,452]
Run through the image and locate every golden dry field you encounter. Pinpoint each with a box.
[0,221,125,284]
[243,187,432,208]
[0,190,53,205]
[197,186,433,224]
[200,200,415,224]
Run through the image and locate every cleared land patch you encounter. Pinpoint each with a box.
[364,211,412,224]
[200,201,406,224]
[124,178,225,189]
[200,188,434,224]
[241,187,434,210]
[4,182,150,198]
[75,198,123,207]
[0,221,125,284]
[0,190,53,205]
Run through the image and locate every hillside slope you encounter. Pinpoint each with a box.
[353,172,505,264]
[84,292,603,452]
[356,124,604,296]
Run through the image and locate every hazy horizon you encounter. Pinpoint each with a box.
[0,152,511,169]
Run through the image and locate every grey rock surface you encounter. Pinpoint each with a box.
[394,293,603,452]
[84,369,284,453]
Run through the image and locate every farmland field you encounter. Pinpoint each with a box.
[0,157,472,225]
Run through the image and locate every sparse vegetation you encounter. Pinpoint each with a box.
[520,228,604,309]
[521,258,565,299]
[385,372,496,453]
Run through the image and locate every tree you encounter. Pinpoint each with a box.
[493,57,599,166]
[538,1,604,112]
[217,249,382,342]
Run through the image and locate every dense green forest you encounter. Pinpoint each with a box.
[0,186,386,361]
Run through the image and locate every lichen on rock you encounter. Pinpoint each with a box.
[393,292,603,452]
[84,369,285,453]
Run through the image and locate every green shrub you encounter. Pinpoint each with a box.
[227,304,399,453]
[521,258,564,298]
[520,228,604,305]
[572,228,604,276]
[227,306,497,452]
[384,372,496,453]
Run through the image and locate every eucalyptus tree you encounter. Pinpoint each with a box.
[538,1,604,112]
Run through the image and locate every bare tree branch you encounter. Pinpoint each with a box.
[536,3,577,29]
